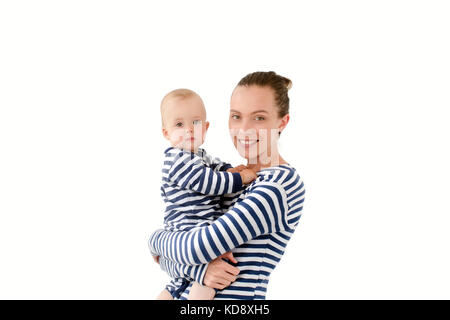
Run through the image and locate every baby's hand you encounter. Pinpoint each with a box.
[239,168,257,185]
[226,165,247,173]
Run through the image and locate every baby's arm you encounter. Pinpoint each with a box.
[193,150,257,186]
[167,150,244,195]
[226,165,257,185]
[201,151,233,172]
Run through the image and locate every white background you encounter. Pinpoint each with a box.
[1,1,449,299]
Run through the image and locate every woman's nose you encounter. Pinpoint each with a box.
[240,119,256,134]
[238,118,251,132]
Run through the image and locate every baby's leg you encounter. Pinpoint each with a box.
[187,281,215,300]
[156,289,174,300]
[158,278,188,300]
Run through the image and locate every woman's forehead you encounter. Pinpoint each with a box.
[230,86,276,113]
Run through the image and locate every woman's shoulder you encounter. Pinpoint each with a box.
[249,164,304,196]
[243,164,305,228]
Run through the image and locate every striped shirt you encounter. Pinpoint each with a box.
[149,163,305,300]
[161,147,243,232]
[159,147,244,297]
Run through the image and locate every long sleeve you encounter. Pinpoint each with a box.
[164,149,242,195]
[149,181,299,265]
[159,257,209,285]
[219,191,242,213]
[200,150,233,172]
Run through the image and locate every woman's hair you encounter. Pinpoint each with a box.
[237,71,292,117]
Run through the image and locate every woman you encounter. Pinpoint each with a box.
[149,71,305,300]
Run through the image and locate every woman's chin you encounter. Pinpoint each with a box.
[236,150,259,164]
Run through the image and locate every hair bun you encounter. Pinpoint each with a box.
[285,78,292,90]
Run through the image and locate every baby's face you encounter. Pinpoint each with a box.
[162,95,209,152]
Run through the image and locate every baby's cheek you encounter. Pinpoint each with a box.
[201,128,207,142]
[169,129,185,145]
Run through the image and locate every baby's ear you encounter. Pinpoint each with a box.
[205,121,210,131]
[162,127,170,140]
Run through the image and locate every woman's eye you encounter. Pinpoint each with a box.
[175,122,183,127]
[231,114,240,120]
[255,116,265,121]
[193,120,202,125]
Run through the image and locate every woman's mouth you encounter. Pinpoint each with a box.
[238,138,259,147]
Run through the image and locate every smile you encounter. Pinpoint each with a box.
[238,139,259,147]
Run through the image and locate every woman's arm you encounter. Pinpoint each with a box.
[149,181,298,265]
[158,256,208,284]
[157,253,240,289]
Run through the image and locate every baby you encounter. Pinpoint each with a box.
[155,88,257,300]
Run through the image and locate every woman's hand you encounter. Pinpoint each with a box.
[203,252,240,290]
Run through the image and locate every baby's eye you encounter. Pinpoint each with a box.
[175,122,183,127]
[193,120,202,125]
[231,114,240,120]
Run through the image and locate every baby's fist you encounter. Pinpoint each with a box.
[240,168,257,185]
[227,165,247,173]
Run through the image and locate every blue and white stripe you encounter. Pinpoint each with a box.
[161,147,242,232]
[150,164,305,299]
[159,147,243,297]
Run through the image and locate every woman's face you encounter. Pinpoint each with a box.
[229,85,289,164]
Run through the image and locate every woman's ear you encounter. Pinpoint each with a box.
[278,114,290,134]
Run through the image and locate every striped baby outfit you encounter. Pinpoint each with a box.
[158,147,244,297]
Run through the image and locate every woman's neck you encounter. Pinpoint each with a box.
[246,154,288,172]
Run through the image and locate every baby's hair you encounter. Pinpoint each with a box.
[161,88,199,104]
[160,88,203,126]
